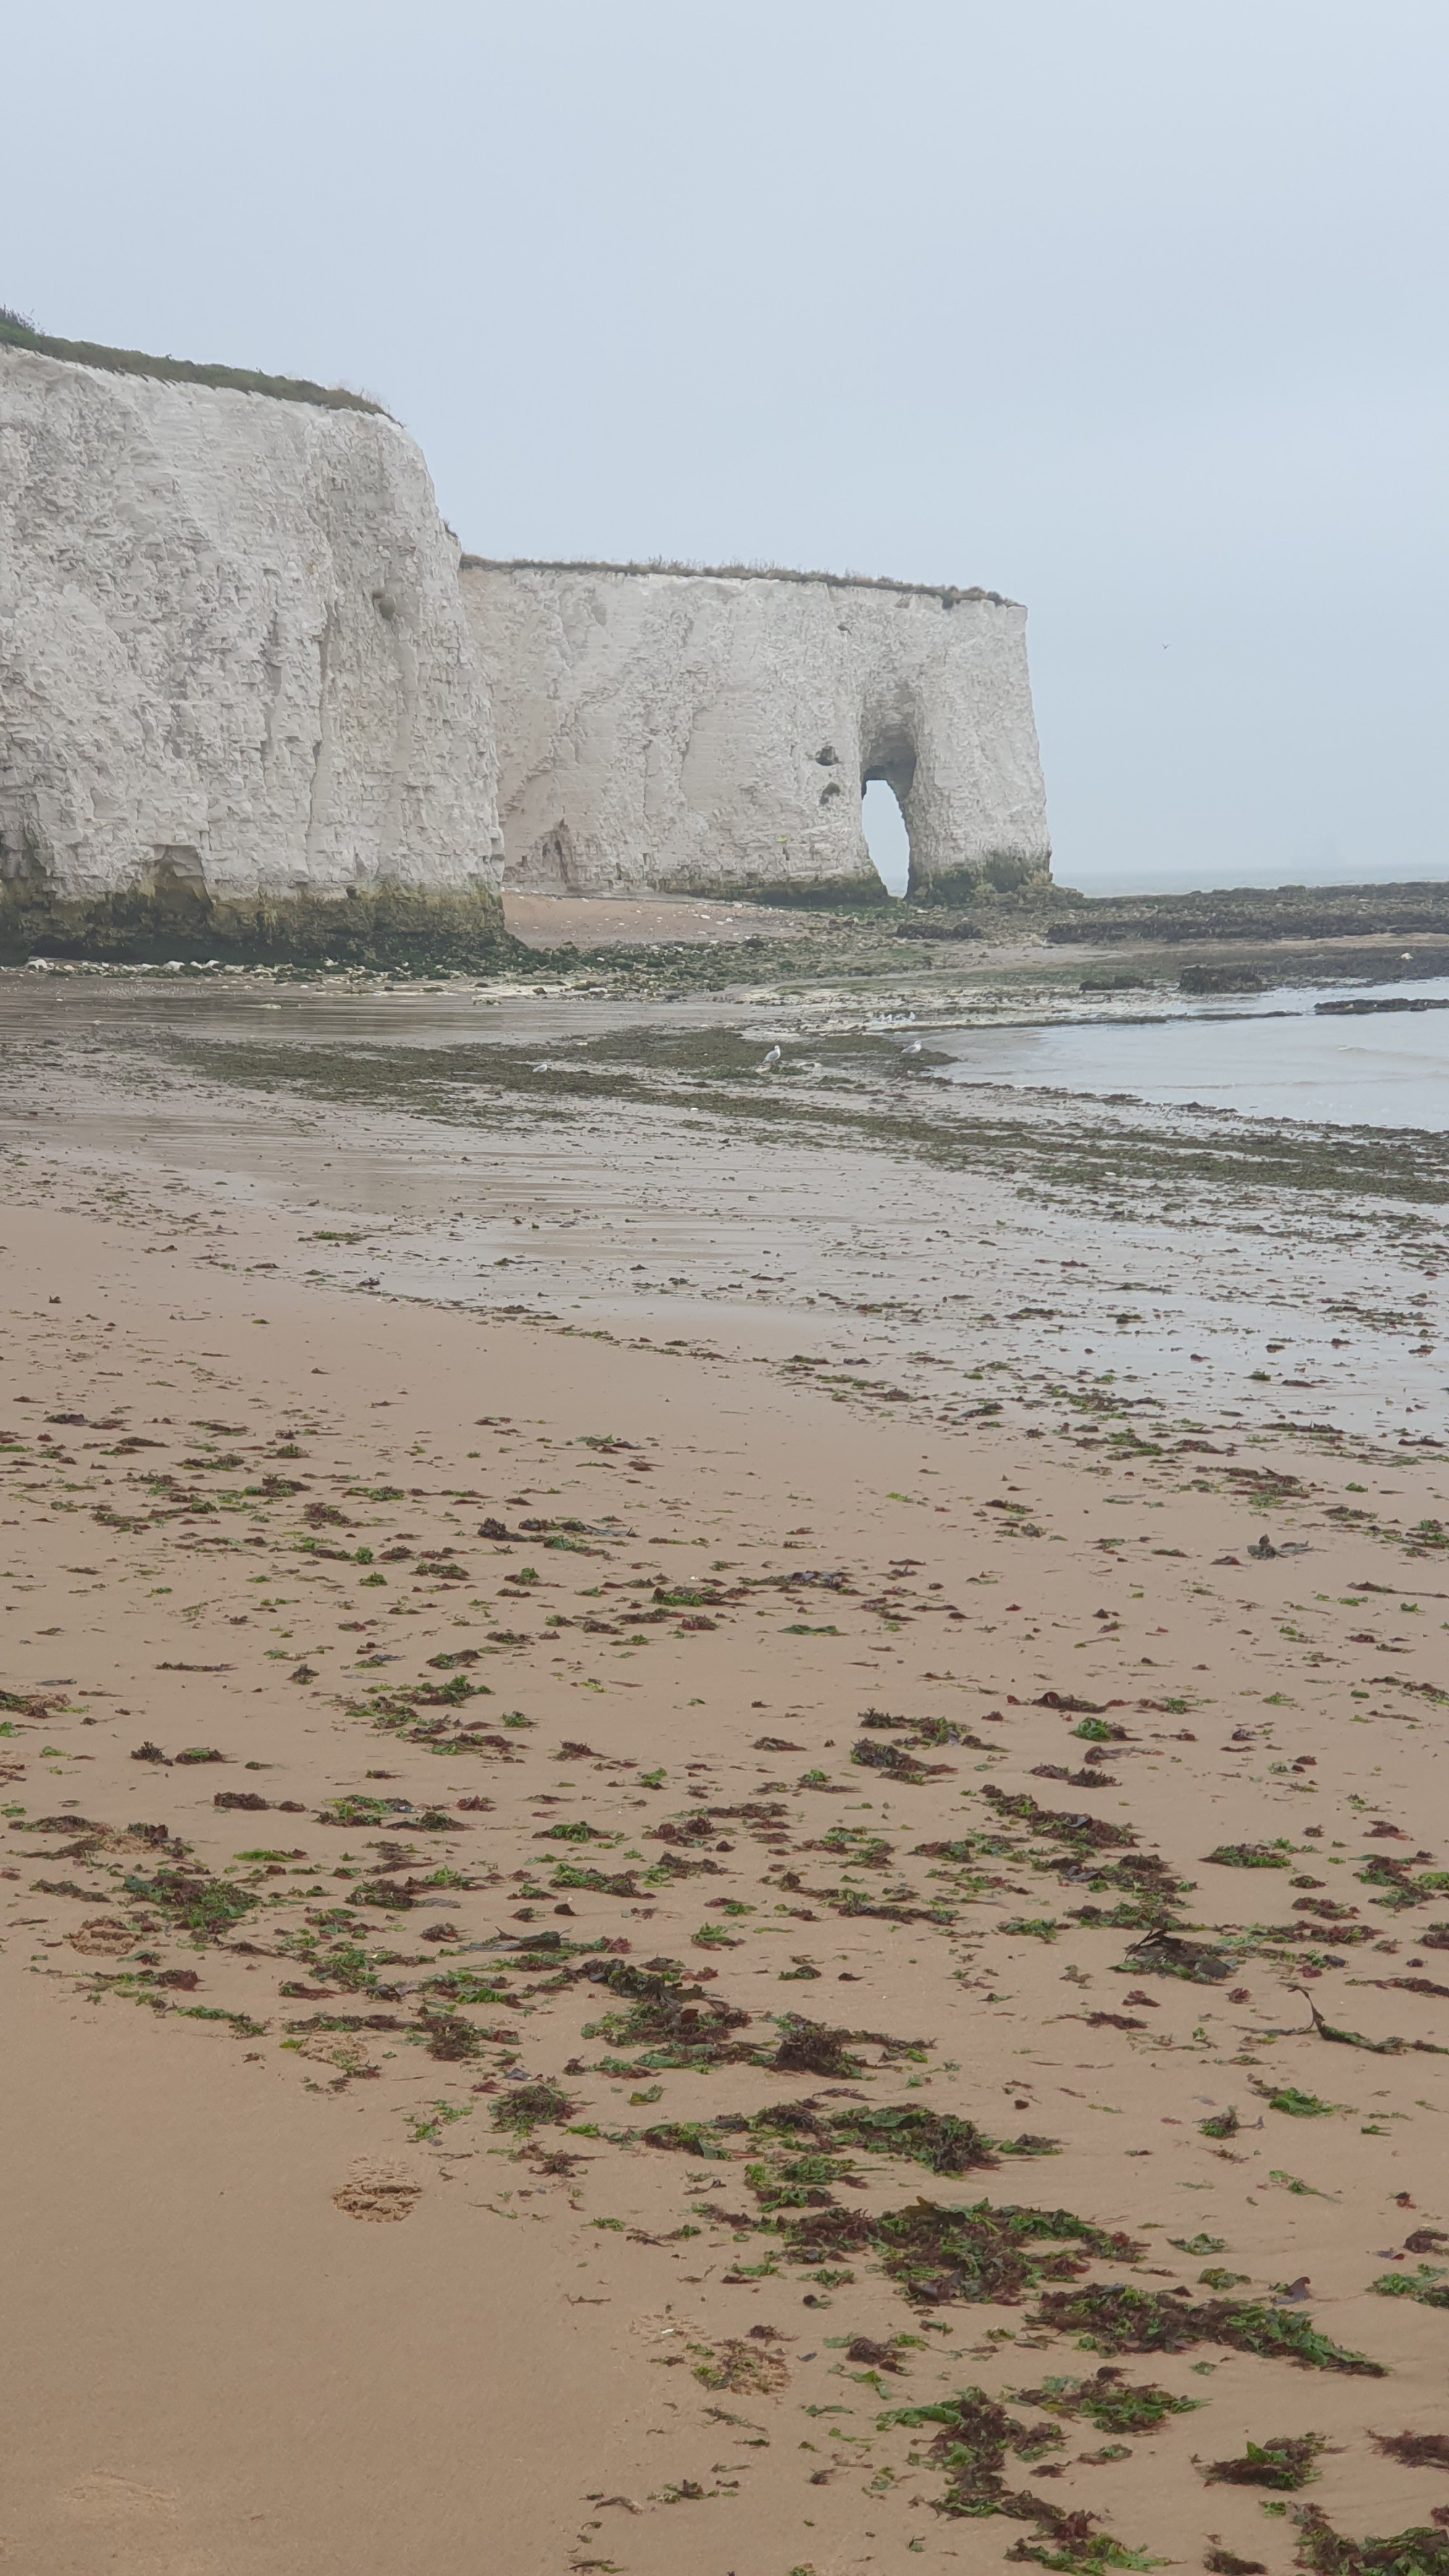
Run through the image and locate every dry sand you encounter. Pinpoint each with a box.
[3,999,1449,2575]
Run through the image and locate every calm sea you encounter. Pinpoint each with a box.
[937,977,1449,1131]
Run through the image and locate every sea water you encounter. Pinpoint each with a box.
[936,976,1449,1130]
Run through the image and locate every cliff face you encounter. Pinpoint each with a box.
[0,346,502,918]
[0,336,1050,951]
[462,560,1051,904]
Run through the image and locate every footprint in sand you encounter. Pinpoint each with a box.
[67,1917,136,1956]
[60,2472,178,2522]
[332,2158,422,2222]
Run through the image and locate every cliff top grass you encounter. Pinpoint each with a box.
[0,310,385,415]
[461,552,1015,610]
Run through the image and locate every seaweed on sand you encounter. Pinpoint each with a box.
[412,2007,487,2062]
[575,1954,752,2067]
[1117,1929,1233,1985]
[1369,2431,1449,2469]
[1356,1854,1449,1911]
[692,2333,790,2396]
[1003,2512,1164,2569]
[1203,2433,1325,2488]
[1031,2286,1384,2375]
[832,2102,1056,2171]
[780,2198,1141,2307]
[1369,2265,1449,2310]
[362,1684,520,1759]
[765,2014,931,2077]
[1293,1987,1449,2056]
[121,1864,257,1943]
[746,2143,848,2210]
[852,1736,954,1784]
[980,1787,1137,1855]
[1257,2084,1337,2117]
[491,2079,576,2133]
[909,1714,998,1750]
[552,1862,643,1899]
[640,2098,1053,2175]
[879,2385,1159,2565]
[1293,2505,1449,2572]
[1017,2373,1197,2436]
[421,1965,522,2008]
[880,2383,1063,2512]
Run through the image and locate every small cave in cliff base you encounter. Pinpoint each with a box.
[860,779,910,898]
[144,847,209,920]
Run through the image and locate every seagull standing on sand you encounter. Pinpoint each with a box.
[760,1045,782,1070]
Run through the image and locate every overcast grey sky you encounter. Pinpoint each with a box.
[8,0,1446,891]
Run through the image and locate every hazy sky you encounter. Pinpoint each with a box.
[8,1,1447,891]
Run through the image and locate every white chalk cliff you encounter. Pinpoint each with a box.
[462,559,1051,902]
[0,344,501,907]
[0,333,1051,943]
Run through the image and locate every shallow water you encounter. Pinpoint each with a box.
[4,967,1446,1441]
[938,976,1449,1130]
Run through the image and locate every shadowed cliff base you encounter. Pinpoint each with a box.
[0,882,517,972]
[669,867,894,909]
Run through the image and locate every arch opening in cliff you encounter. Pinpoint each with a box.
[860,779,909,898]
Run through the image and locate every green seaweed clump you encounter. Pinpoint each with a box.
[878,2387,1159,2566]
[1011,2373,1198,2436]
[641,2117,743,2159]
[782,2198,1141,2308]
[1003,2517,1162,2570]
[412,2008,486,2062]
[980,1784,1137,1855]
[1369,2430,1449,2467]
[1032,2285,1384,2375]
[551,1862,642,1898]
[832,2101,1056,2172]
[491,2079,576,2133]
[1294,2504,1449,2573]
[1261,2085,1337,2118]
[1356,1855,1449,1910]
[852,1736,950,1784]
[121,1865,256,1942]
[422,1967,518,2009]
[1369,2264,1449,2310]
[1203,2433,1324,2488]
[639,2098,1054,2176]
[764,2012,930,2077]
[1117,1930,1232,1984]
[576,1955,752,2067]
[880,2383,1063,2514]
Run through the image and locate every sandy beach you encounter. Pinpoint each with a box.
[4,970,1449,2576]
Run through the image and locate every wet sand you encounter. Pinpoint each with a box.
[3,988,1449,2575]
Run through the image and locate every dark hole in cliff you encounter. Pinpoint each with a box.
[861,780,909,898]
[145,848,209,917]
